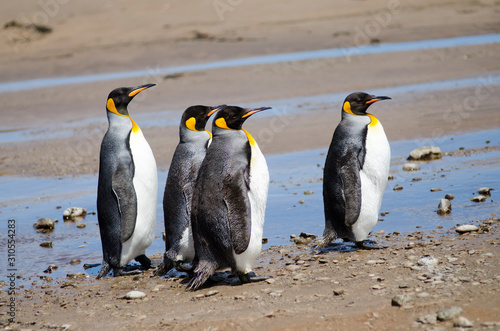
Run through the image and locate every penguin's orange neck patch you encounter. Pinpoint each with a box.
[107,98,126,117]
[206,130,213,139]
[186,117,198,132]
[242,129,256,146]
[131,118,140,133]
[343,101,354,115]
[215,118,230,130]
[367,114,379,127]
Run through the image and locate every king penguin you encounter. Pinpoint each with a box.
[188,105,271,290]
[96,83,158,278]
[318,92,391,250]
[155,105,223,276]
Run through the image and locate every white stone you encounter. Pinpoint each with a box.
[455,225,479,234]
[124,290,146,299]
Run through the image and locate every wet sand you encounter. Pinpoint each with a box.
[1,0,500,329]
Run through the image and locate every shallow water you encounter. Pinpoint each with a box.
[0,33,499,93]
[1,129,498,287]
[1,71,499,142]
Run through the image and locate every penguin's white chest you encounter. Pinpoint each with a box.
[352,121,390,241]
[120,129,158,265]
[233,141,269,273]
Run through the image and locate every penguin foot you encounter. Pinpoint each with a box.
[237,271,269,284]
[314,234,337,252]
[153,254,173,277]
[134,254,152,269]
[96,260,111,279]
[355,240,388,250]
[113,268,143,277]
[187,261,216,291]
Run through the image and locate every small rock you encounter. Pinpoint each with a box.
[371,284,385,290]
[412,177,422,182]
[403,163,420,172]
[303,190,314,195]
[299,232,317,239]
[76,224,86,229]
[392,294,413,307]
[34,218,55,230]
[205,290,219,297]
[67,272,86,279]
[417,256,438,267]
[437,306,463,321]
[470,195,486,202]
[43,264,58,273]
[265,278,275,284]
[63,207,87,220]
[393,185,403,191]
[454,316,473,328]
[285,265,301,272]
[477,187,494,196]
[430,188,442,192]
[298,200,305,204]
[69,259,81,265]
[437,199,451,215]
[445,194,455,200]
[408,146,442,161]
[417,313,437,325]
[262,237,268,244]
[124,290,146,299]
[333,289,345,296]
[456,224,479,234]
[40,242,53,248]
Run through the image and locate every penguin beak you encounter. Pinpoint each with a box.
[128,83,156,98]
[241,107,272,118]
[366,96,391,104]
[208,104,226,117]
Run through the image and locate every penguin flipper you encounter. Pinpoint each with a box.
[339,151,362,226]
[111,162,138,243]
[223,174,252,255]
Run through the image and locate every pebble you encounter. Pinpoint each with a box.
[416,313,437,325]
[430,188,443,192]
[436,306,463,321]
[205,290,219,297]
[63,207,87,220]
[332,289,345,296]
[477,187,494,195]
[285,265,301,272]
[408,146,442,160]
[412,177,422,182]
[69,259,81,265]
[303,190,314,195]
[393,185,403,191]
[298,200,305,204]
[403,163,420,172]
[33,218,55,230]
[76,224,86,229]
[445,194,455,200]
[417,256,438,267]
[67,272,87,279]
[470,195,486,202]
[40,242,53,248]
[455,224,479,234]
[437,199,451,215]
[391,294,413,307]
[124,290,146,299]
[262,237,268,244]
[43,264,58,273]
[299,232,317,239]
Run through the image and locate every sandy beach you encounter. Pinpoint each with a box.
[1,0,499,329]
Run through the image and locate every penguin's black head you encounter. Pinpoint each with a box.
[182,105,225,131]
[213,106,271,130]
[342,92,391,116]
[106,83,156,116]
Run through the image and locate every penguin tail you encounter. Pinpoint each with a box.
[96,260,111,279]
[187,260,216,291]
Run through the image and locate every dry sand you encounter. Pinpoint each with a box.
[0,0,499,329]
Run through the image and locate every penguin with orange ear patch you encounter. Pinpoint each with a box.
[319,92,391,250]
[188,105,270,290]
[155,105,224,276]
[97,84,158,278]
